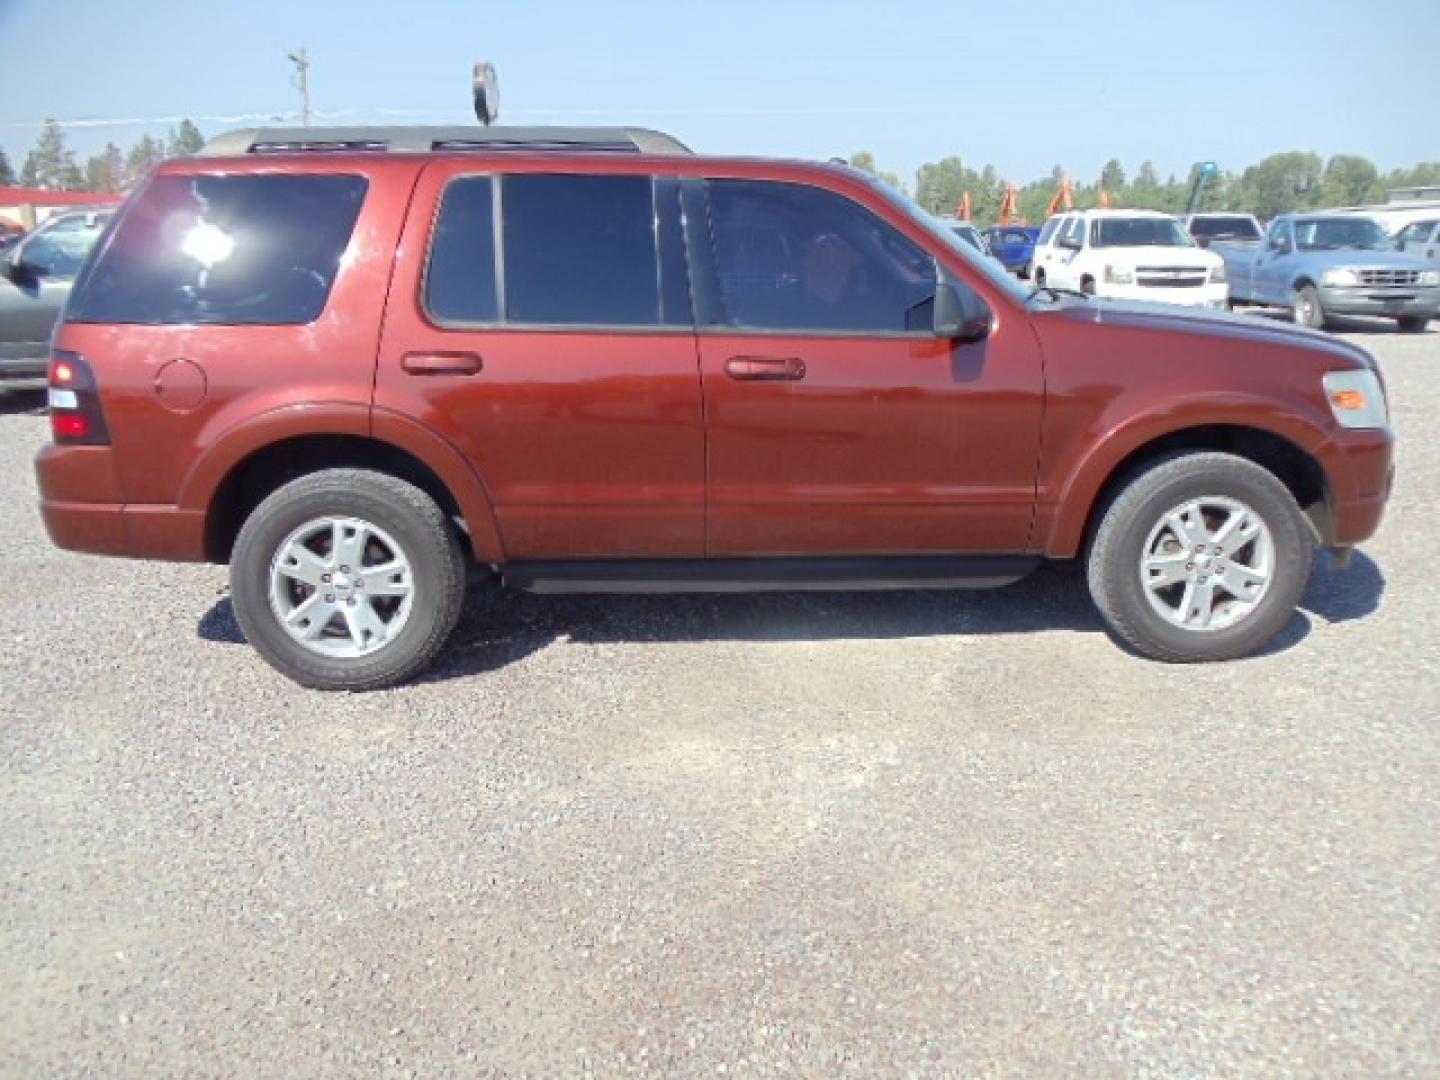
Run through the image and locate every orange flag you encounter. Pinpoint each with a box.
[958,191,973,221]
[1099,188,1113,208]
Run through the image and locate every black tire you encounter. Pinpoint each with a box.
[1087,452,1313,663]
[1398,315,1429,333]
[1034,268,1047,287]
[1292,284,1326,330]
[1080,276,1096,296]
[230,468,465,691]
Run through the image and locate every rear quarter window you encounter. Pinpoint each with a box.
[67,173,367,325]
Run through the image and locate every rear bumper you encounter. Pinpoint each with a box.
[35,443,209,561]
[1318,286,1440,318]
[0,353,48,390]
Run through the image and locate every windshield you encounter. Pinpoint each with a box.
[1092,217,1193,248]
[862,175,1029,301]
[1188,216,1261,241]
[1294,217,1392,252]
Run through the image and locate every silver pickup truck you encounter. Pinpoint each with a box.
[1218,213,1440,332]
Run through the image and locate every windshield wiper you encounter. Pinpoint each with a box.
[1029,285,1090,303]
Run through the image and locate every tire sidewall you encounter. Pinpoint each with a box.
[1098,461,1310,660]
[231,479,457,688]
[1293,285,1323,329]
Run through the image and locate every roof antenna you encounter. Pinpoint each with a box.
[473,63,499,126]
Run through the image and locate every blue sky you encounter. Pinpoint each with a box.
[1,0,1436,187]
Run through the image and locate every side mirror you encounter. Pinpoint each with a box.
[934,282,991,342]
[1058,237,1081,251]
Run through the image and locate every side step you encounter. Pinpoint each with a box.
[502,556,1039,595]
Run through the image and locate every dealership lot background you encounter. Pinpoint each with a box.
[1,322,1434,1074]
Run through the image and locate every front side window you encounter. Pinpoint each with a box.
[704,179,937,333]
[68,174,367,325]
[1060,216,1086,247]
[17,224,105,279]
[1036,217,1061,245]
[1267,219,1291,249]
[501,173,659,326]
[1398,220,1437,244]
[1294,217,1391,252]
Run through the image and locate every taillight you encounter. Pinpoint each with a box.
[49,350,111,446]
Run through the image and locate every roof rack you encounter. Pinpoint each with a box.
[197,125,691,157]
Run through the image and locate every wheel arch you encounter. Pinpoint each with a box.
[184,406,505,564]
[1046,421,1333,558]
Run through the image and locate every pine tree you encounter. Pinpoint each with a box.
[166,120,205,157]
[85,143,126,193]
[124,134,167,187]
[20,119,79,190]
[0,146,15,186]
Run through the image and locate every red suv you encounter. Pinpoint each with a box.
[35,126,1394,689]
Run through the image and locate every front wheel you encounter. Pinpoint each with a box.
[230,468,466,690]
[1087,452,1312,662]
[1398,315,1429,333]
[1292,284,1327,330]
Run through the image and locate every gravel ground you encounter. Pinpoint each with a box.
[1,322,1437,1077]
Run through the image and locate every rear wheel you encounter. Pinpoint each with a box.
[1087,452,1312,662]
[1292,284,1327,329]
[1398,315,1429,333]
[1034,267,1047,287]
[230,468,465,691]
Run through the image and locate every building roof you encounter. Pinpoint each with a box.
[0,187,124,206]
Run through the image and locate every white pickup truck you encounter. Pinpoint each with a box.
[1031,209,1227,308]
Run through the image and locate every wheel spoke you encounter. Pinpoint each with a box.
[1182,577,1218,628]
[1144,552,1190,589]
[1215,511,1263,557]
[1219,561,1268,598]
[332,520,370,571]
[359,560,412,598]
[343,598,389,649]
[285,593,338,640]
[276,541,331,586]
[1166,505,1209,548]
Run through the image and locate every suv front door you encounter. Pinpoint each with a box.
[1256,218,1297,305]
[376,164,706,559]
[687,175,1043,555]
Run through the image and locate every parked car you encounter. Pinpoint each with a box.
[1395,219,1439,261]
[36,125,1393,688]
[1219,214,1440,331]
[1,210,112,392]
[1031,209,1227,308]
[935,216,988,254]
[983,226,1040,277]
[1182,213,1264,248]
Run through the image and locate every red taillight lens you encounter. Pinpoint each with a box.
[49,350,111,446]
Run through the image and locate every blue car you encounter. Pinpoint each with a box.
[982,226,1040,278]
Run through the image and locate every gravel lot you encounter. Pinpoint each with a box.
[2,321,1437,1077]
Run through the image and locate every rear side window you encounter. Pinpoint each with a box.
[502,174,659,326]
[426,177,499,323]
[68,174,366,325]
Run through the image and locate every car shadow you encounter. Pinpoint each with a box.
[196,552,1385,684]
[0,390,47,416]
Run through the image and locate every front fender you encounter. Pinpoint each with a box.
[1038,395,1338,557]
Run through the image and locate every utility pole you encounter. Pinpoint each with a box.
[286,46,311,127]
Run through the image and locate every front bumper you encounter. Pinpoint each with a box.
[1096,281,1228,309]
[1318,285,1440,319]
[1320,427,1395,547]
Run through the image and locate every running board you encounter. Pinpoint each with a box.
[503,556,1039,595]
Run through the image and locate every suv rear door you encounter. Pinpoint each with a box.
[684,173,1043,555]
[375,160,705,559]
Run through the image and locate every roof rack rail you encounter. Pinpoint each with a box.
[198,125,691,157]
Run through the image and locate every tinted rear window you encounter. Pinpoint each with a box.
[68,174,367,325]
[1188,216,1261,240]
[500,173,660,326]
[425,176,499,323]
